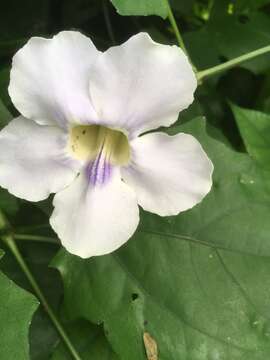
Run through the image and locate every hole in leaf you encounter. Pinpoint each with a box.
[131,293,139,301]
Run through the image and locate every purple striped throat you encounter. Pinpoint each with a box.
[85,150,113,186]
[69,124,131,186]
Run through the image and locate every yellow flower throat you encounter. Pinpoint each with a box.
[69,125,130,165]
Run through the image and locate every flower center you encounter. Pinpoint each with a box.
[69,125,130,165]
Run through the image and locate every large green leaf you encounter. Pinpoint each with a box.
[53,234,270,359]
[53,118,270,359]
[0,249,39,360]
[110,0,168,19]
[231,104,270,168]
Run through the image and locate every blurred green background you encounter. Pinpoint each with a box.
[1,1,270,359]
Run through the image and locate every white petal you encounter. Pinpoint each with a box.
[89,32,197,137]
[50,168,139,258]
[122,132,213,216]
[0,117,80,201]
[9,31,100,127]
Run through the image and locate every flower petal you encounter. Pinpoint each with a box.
[122,132,213,216]
[50,167,139,258]
[89,32,197,137]
[9,31,100,127]
[0,117,80,201]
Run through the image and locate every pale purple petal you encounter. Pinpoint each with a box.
[89,32,196,137]
[9,31,100,128]
[50,168,139,258]
[122,131,213,216]
[0,117,80,201]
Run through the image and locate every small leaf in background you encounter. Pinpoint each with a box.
[0,249,39,360]
[231,104,270,169]
[110,0,168,19]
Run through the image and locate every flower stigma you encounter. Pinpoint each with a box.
[69,125,130,165]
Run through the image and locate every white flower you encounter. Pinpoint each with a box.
[0,31,213,258]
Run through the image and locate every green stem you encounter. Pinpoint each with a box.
[1,234,82,360]
[14,233,59,245]
[164,0,196,70]
[197,45,270,81]
[166,4,187,52]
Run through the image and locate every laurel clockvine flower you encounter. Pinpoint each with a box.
[0,31,213,258]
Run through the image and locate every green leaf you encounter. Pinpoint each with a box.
[110,0,169,19]
[0,249,39,360]
[204,12,270,74]
[53,237,270,359]
[53,118,270,359]
[184,28,220,71]
[52,319,118,360]
[231,104,270,169]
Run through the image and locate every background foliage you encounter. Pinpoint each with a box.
[1,0,270,359]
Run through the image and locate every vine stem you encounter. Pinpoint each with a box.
[1,233,82,360]
[166,1,187,53]
[164,0,197,71]
[197,45,270,81]
[14,233,59,245]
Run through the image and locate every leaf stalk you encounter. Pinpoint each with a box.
[197,45,270,81]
